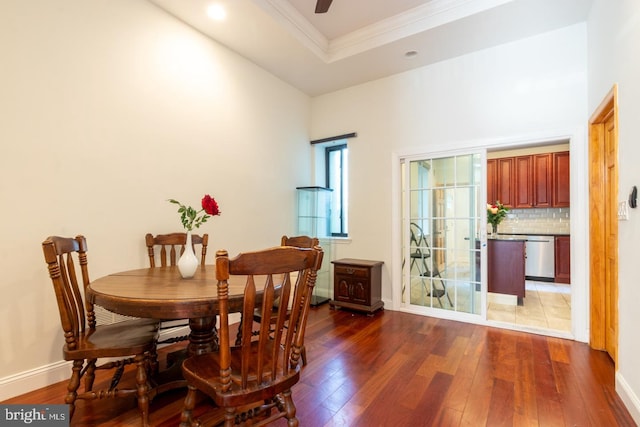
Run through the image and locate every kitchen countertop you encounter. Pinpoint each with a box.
[469,233,570,242]
[488,235,527,241]
[497,232,570,237]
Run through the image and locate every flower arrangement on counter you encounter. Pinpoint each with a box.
[487,201,508,233]
[169,194,221,231]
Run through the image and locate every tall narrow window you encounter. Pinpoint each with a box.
[326,144,348,236]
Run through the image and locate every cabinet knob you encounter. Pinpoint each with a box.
[346,268,354,274]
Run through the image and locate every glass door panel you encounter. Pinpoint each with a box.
[402,153,483,315]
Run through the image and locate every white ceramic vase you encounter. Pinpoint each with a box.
[178,231,199,279]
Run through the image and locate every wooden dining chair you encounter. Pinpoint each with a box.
[42,235,159,427]
[179,244,323,427]
[250,235,320,366]
[145,232,209,345]
[145,232,209,268]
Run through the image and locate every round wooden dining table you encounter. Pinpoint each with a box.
[88,265,280,395]
[87,265,251,357]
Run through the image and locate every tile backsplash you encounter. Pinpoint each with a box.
[498,207,570,235]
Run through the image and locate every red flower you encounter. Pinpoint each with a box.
[169,194,221,231]
[201,194,220,216]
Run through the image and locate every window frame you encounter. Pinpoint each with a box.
[325,143,348,237]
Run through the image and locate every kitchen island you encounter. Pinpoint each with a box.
[488,236,527,304]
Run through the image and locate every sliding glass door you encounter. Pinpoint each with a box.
[401,152,484,315]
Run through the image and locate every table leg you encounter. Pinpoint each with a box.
[151,316,218,395]
[188,316,218,355]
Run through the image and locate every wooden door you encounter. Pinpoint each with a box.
[604,111,618,361]
[589,85,618,365]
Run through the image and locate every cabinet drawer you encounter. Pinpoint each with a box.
[334,265,369,278]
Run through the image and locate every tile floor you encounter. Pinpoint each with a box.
[406,269,572,334]
[487,280,571,332]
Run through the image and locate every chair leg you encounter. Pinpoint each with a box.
[134,353,151,427]
[180,385,199,427]
[281,389,298,427]
[224,407,236,427]
[85,359,97,391]
[66,360,84,419]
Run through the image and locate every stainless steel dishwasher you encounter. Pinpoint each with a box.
[525,235,555,280]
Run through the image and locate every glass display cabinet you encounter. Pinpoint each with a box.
[296,186,333,306]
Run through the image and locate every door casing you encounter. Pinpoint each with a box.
[588,84,619,365]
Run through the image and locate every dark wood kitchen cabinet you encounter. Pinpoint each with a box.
[553,151,570,207]
[514,155,533,208]
[555,236,571,284]
[487,159,497,205]
[515,153,553,208]
[533,153,553,207]
[488,239,526,301]
[330,259,383,315]
[496,157,515,207]
[488,151,567,208]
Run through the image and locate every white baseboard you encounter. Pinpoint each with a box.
[616,371,640,425]
[0,360,71,402]
[0,325,190,402]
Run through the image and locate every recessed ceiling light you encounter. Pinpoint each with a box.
[207,4,226,21]
[404,50,418,59]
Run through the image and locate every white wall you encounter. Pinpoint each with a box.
[311,24,587,307]
[5,1,637,418]
[0,0,310,397]
[588,0,640,422]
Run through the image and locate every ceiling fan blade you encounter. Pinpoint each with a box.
[315,0,333,14]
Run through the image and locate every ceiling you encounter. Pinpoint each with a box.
[147,0,593,97]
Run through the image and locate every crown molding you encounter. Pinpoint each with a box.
[254,0,330,62]
[254,0,513,63]
[328,0,512,62]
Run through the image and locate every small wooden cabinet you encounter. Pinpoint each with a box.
[330,259,384,315]
[554,236,571,284]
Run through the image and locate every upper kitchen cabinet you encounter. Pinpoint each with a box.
[487,150,569,208]
[496,157,515,207]
[515,154,553,208]
[552,151,570,207]
[487,158,497,204]
[514,155,532,208]
[533,154,553,207]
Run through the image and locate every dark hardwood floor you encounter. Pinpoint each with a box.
[3,305,636,426]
